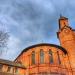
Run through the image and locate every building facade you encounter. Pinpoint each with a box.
[0,16,75,75]
[0,59,25,75]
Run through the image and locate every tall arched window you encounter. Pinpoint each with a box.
[57,51,61,64]
[31,51,35,65]
[40,49,44,64]
[49,50,53,64]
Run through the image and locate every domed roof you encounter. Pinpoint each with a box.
[23,43,67,53]
[15,43,67,61]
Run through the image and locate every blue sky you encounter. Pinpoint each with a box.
[0,0,75,60]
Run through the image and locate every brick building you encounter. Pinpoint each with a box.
[0,16,75,75]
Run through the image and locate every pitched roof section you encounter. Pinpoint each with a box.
[15,43,67,61]
[0,59,26,69]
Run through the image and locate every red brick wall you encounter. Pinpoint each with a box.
[15,45,72,75]
[58,17,75,74]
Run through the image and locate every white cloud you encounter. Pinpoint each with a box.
[0,0,75,60]
[0,35,22,60]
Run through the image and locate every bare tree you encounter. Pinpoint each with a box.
[0,31,9,55]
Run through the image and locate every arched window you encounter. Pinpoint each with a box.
[31,51,35,65]
[49,50,53,64]
[40,49,44,64]
[57,51,61,64]
[7,66,11,72]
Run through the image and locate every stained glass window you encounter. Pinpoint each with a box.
[49,50,53,64]
[32,51,35,65]
[40,49,44,64]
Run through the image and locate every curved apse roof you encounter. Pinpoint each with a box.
[15,43,67,61]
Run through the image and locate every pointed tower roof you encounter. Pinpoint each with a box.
[59,15,68,20]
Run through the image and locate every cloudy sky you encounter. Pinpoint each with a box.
[0,0,75,60]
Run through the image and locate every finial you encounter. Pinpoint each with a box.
[60,14,63,18]
[59,14,68,20]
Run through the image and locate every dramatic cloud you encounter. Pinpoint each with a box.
[0,0,75,60]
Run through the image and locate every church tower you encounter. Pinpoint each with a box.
[57,16,75,71]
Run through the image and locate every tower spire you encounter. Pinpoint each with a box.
[57,16,75,70]
[59,16,68,29]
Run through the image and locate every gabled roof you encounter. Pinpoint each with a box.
[15,43,67,61]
